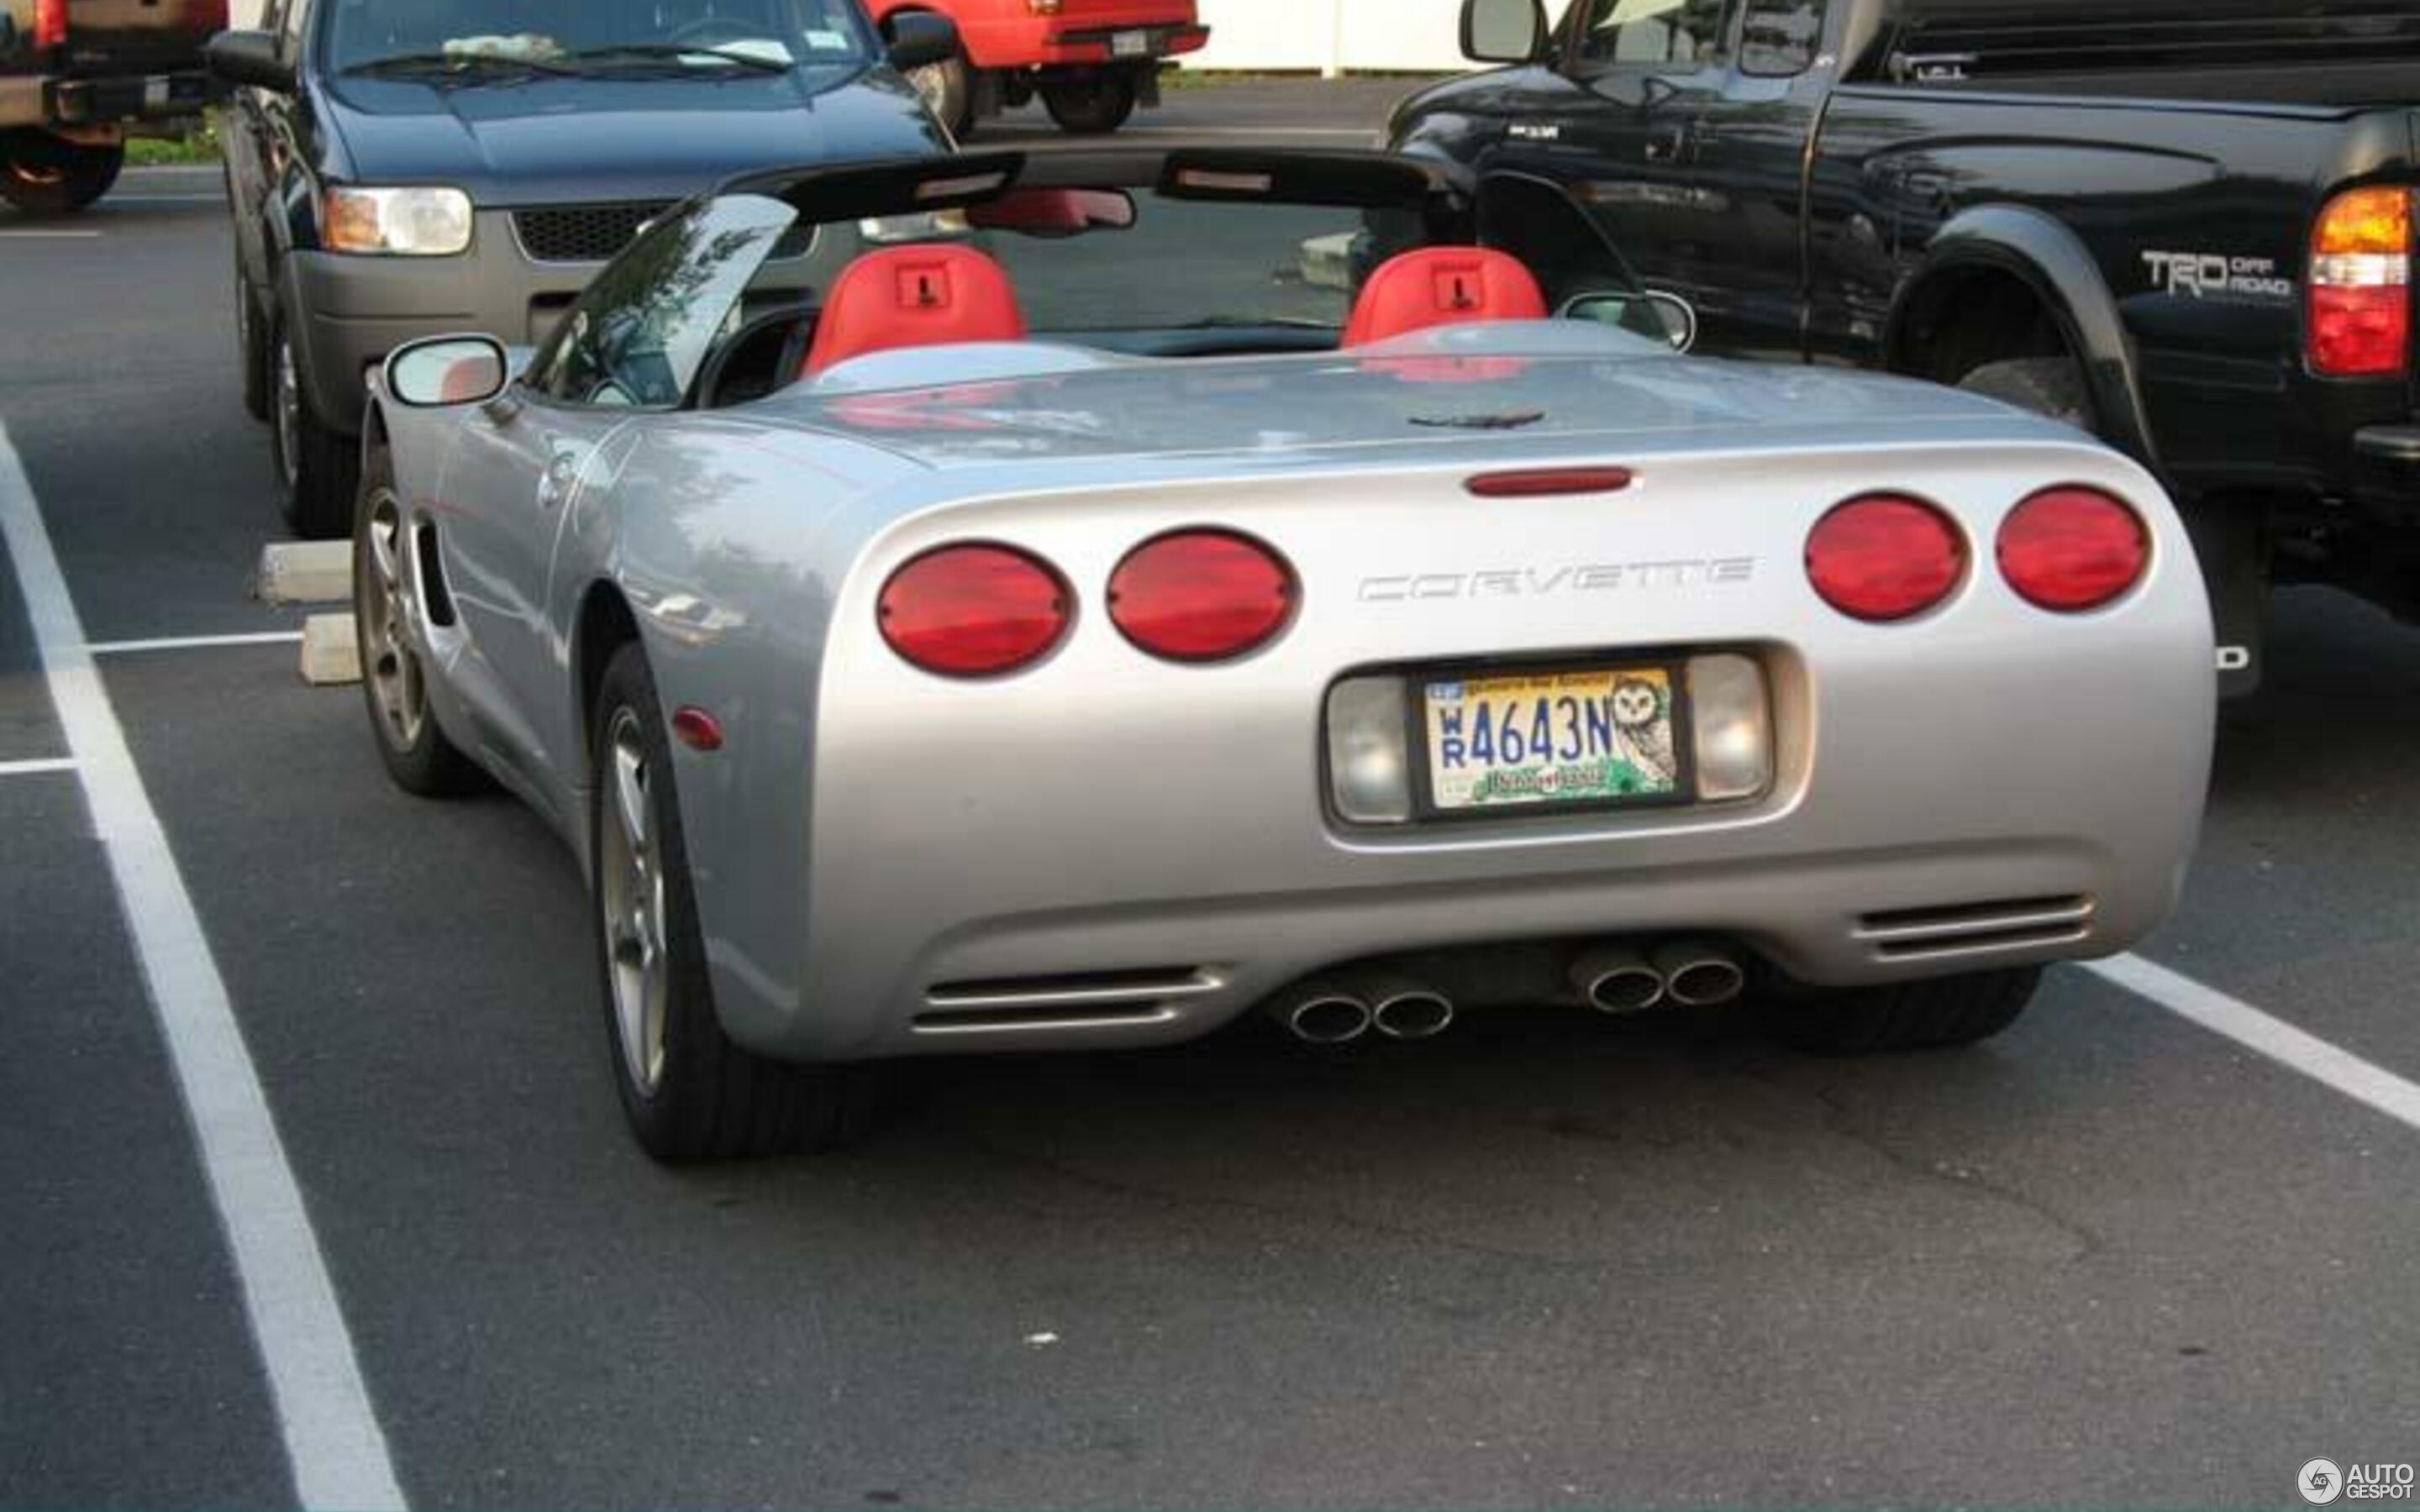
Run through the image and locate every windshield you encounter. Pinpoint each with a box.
[326,0,876,75]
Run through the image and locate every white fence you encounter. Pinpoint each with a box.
[1186,0,1472,74]
[224,0,1476,74]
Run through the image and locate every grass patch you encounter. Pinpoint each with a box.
[124,110,222,165]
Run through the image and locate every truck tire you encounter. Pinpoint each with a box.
[905,49,973,137]
[1041,73,1138,135]
[267,307,360,541]
[235,265,271,423]
[1765,968,2040,1055]
[0,130,124,216]
[590,643,881,1162]
[1956,356,2092,431]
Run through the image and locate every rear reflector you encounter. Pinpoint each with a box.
[879,543,1071,678]
[2310,187,2412,378]
[1996,486,2150,612]
[1465,467,1634,497]
[1805,494,1967,622]
[1110,529,1297,663]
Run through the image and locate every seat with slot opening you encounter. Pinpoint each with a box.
[800,245,1028,378]
[1340,247,1549,348]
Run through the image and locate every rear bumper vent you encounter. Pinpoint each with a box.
[915,966,1223,1034]
[1854,895,2094,963]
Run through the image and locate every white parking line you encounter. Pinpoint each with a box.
[2088,953,2420,1133]
[0,756,77,778]
[88,630,305,656]
[0,422,408,1512]
[0,229,103,239]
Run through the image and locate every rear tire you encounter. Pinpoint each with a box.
[1765,968,2040,1055]
[905,49,974,138]
[1041,73,1138,134]
[1956,356,2092,431]
[591,643,878,1162]
[0,130,123,215]
[267,307,360,540]
[354,449,485,797]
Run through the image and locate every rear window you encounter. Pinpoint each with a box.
[1881,0,2420,88]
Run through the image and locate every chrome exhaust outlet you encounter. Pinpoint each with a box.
[1265,977,1373,1045]
[1365,974,1455,1042]
[1573,945,1666,1015]
[1653,940,1746,1007]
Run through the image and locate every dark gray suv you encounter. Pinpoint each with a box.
[209,0,956,536]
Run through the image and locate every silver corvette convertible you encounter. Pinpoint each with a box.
[356,148,2215,1160]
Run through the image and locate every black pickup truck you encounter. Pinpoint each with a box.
[1391,0,2420,691]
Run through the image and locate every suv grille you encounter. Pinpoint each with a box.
[513,202,671,264]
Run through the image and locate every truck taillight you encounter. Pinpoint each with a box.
[1026,0,1064,13]
[2309,187,2412,379]
[33,0,66,50]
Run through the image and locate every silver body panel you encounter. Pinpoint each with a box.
[373,321,2216,1062]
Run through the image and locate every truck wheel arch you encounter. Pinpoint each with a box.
[1886,204,2158,465]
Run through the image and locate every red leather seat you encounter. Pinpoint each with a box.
[1341,247,1549,347]
[801,245,1028,377]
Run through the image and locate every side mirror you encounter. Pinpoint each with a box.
[1561,290,1698,353]
[1460,0,1548,64]
[387,334,510,408]
[205,29,297,92]
[883,13,960,74]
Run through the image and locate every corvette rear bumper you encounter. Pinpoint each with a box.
[672,437,2217,1065]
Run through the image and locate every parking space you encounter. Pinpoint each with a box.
[3,89,2419,1510]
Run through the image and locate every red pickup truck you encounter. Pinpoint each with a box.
[866,0,1206,136]
[0,0,224,213]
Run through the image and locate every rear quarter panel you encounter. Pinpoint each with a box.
[1818,87,2417,495]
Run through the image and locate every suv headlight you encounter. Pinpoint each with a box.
[324,186,474,256]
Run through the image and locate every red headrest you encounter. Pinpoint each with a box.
[802,245,1027,378]
[1341,247,1549,348]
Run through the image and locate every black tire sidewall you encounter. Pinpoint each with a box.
[0,131,123,215]
[1042,72,1138,134]
[237,265,271,422]
[1956,357,2093,432]
[266,306,359,539]
[590,645,719,1158]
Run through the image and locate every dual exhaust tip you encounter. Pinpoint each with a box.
[1265,940,1748,1045]
[1571,940,1747,1015]
[1267,969,1455,1046]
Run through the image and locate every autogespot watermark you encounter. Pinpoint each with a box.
[2301,1458,2417,1504]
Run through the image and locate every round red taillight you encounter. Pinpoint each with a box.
[1108,529,1297,663]
[1806,494,1968,622]
[879,543,1071,678]
[1996,486,2150,612]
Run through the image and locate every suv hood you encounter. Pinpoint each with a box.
[319,68,947,207]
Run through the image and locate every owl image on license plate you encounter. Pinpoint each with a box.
[1423,668,1680,812]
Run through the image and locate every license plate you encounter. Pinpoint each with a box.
[1111,29,1152,55]
[1423,666,1686,813]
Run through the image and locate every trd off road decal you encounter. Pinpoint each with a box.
[2143,250,2295,302]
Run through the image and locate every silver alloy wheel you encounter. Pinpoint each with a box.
[360,486,427,750]
[272,333,302,491]
[601,708,670,1096]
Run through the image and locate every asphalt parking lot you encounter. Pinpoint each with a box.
[5,81,2420,1511]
